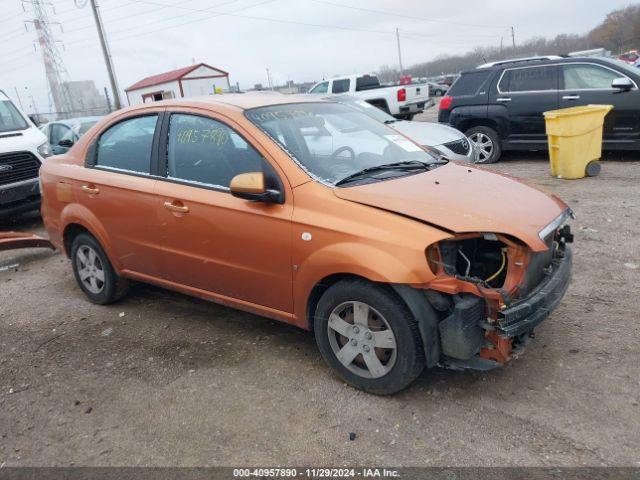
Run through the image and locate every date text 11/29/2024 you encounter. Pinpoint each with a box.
[233,468,400,478]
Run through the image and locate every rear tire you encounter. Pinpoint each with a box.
[465,126,502,164]
[70,233,129,304]
[314,279,425,395]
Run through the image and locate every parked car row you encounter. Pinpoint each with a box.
[40,116,102,155]
[439,56,640,163]
[308,73,429,120]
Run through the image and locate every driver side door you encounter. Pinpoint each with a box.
[153,111,294,313]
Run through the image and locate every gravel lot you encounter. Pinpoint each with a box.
[1,105,639,467]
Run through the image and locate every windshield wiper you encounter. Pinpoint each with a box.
[335,160,431,186]
[383,119,396,124]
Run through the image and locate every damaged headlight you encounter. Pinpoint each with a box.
[427,235,509,288]
[539,208,574,241]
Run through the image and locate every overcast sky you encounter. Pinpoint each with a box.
[0,0,634,114]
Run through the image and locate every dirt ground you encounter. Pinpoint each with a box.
[1,109,639,467]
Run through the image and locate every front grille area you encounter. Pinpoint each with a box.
[0,151,40,186]
[443,138,471,155]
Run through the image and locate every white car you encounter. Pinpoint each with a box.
[325,95,477,163]
[309,74,429,120]
[0,89,52,217]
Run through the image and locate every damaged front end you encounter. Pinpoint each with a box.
[423,211,574,370]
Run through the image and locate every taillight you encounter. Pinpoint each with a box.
[397,88,406,102]
[439,95,453,110]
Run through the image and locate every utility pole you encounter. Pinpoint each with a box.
[511,26,516,49]
[396,28,404,74]
[103,87,112,113]
[266,68,273,90]
[88,0,122,109]
[25,0,74,119]
[13,87,24,110]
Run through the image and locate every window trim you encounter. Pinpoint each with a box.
[496,61,639,94]
[496,64,559,94]
[86,112,162,178]
[331,78,351,94]
[157,110,284,196]
[559,62,638,91]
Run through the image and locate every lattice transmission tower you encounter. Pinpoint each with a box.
[25,0,74,118]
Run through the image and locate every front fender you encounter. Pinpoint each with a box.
[292,241,435,326]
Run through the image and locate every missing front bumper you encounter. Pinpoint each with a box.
[496,247,573,338]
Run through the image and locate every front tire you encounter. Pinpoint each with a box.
[314,279,425,395]
[465,125,502,164]
[70,233,129,304]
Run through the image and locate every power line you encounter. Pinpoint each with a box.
[0,10,26,25]
[308,0,510,29]
[60,0,238,37]
[62,0,285,49]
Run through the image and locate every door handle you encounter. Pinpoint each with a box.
[164,201,189,213]
[81,185,100,195]
[562,95,580,100]
[496,97,511,102]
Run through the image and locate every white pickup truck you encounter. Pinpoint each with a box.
[308,74,429,120]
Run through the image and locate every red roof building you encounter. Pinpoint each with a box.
[125,63,230,105]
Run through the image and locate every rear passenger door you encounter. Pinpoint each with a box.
[80,113,163,277]
[559,62,640,144]
[492,65,559,146]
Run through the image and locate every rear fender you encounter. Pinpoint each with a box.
[59,203,121,270]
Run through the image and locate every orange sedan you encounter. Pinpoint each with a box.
[40,95,573,394]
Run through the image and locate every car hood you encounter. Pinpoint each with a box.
[0,126,47,156]
[391,121,464,147]
[333,162,568,251]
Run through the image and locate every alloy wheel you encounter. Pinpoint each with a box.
[327,301,397,379]
[76,245,105,294]
[469,132,494,163]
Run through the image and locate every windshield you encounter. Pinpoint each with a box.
[330,96,396,123]
[246,103,438,185]
[0,100,28,133]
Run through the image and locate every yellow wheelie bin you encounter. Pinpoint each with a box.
[543,104,613,179]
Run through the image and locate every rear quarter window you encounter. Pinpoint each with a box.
[448,71,492,96]
[355,76,380,91]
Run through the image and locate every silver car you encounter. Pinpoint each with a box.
[325,95,477,162]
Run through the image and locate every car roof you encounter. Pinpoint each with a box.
[50,115,103,125]
[146,93,327,111]
[470,56,618,73]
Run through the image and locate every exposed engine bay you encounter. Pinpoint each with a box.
[425,224,574,370]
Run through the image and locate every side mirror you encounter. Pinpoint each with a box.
[230,172,281,203]
[58,138,74,148]
[612,77,633,91]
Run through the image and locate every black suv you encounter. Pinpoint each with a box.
[438,56,640,163]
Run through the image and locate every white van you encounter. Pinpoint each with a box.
[0,89,52,217]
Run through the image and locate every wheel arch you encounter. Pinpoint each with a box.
[366,98,390,114]
[305,275,441,369]
[59,203,120,270]
[63,223,90,257]
[459,117,501,135]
